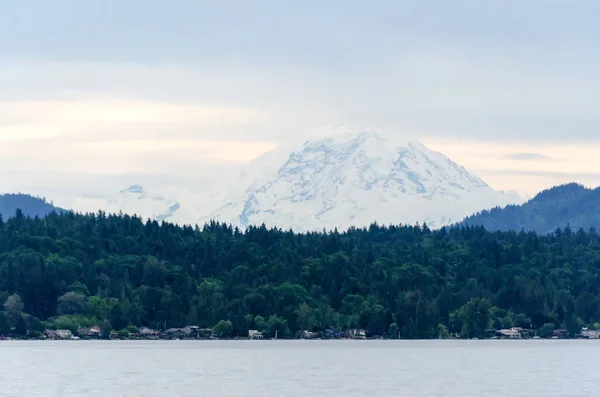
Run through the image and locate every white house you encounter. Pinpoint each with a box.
[301,330,318,339]
[56,329,73,339]
[249,330,263,339]
[499,328,522,339]
[581,328,600,339]
[348,329,367,339]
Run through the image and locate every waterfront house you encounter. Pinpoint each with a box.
[56,329,73,339]
[182,326,200,339]
[199,328,215,339]
[553,329,569,338]
[498,328,522,339]
[44,329,57,339]
[165,328,185,339]
[78,326,102,339]
[581,328,600,339]
[249,330,263,339]
[300,330,318,339]
[347,329,367,339]
[138,326,161,339]
[78,327,91,337]
[90,326,101,336]
[324,329,341,339]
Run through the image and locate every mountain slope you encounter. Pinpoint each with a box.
[461,183,600,234]
[0,193,64,218]
[71,185,182,222]
[207,132,521,231]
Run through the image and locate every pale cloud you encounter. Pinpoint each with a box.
[0,98,268,126]
[3,57,600,144]
[0,135,275,174]
[0,99,276,201]
[424,140,600,195]
[1,0,600,201]
[0,97,270,139]
[0,96,276,175]
[503,153,555,161]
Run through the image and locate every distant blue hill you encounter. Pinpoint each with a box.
[0,193,65,219]
[461,183,600,234]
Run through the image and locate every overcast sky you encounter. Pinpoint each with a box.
[2,0,600,199]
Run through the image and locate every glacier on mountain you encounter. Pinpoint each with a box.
[72,184,182,222]
[205,132,522,231]
[65,132,522,231]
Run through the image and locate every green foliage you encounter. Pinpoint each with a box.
[266,315,290,338]
[437,323,450,339]
[100,320,112,339]
[13,314,27,336]
[4,293,24,313]
[0,311,10,335]
[458,298,492,339]
[28,330,44,339]
[214,320,233,337]
[52,315,96,334]
[117,329,130,339]
[539,323,555,338]
[388,322,400,339]
[57,292,87,315]
[25,315,42,332]
[86,296,108,319]
[295,303,314,331]
[0,212,599,338]
[68,281,90,296]
[254,316,267,332]
[567,315,585,336]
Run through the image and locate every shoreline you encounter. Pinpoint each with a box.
[1,337,594,342]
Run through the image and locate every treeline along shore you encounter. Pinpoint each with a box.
[2,210,600,340]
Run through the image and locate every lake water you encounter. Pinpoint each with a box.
[1,340,599,396]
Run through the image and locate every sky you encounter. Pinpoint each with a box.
[2,0,600,200]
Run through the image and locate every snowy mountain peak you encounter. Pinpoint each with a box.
[63,132,522,232]
[106,185,181,221]
[120,184,146,196]
[208,132,521,231]
[277,132,489,196]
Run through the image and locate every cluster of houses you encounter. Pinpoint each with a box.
[291,329,368,340]
[580,328,600,339]
[481,327,600,340]
[486,327,531,339]
[42,326,216,340]
[39,327,377,341]
[43,329,76,340]
[30,325,600,341]
[158,326,215,340]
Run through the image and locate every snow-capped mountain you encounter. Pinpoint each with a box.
[206,132,522,231]
[110,185,181,221]
[62,131,522,231]
[72,185,182,222]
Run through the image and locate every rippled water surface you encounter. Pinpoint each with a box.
[2,340,599,396]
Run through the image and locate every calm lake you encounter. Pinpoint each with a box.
[1,340,598,396]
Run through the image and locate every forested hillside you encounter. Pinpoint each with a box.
[2,210,600,339]
[0,193,63,219]
[462,183,600,234]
